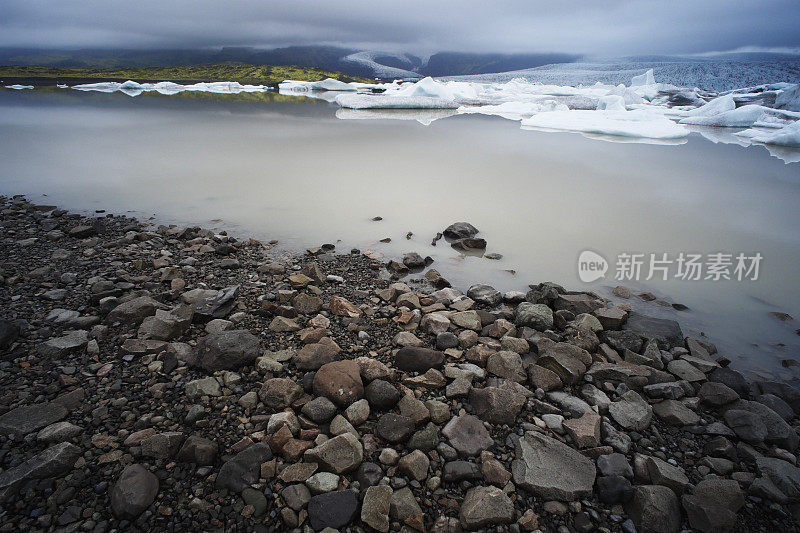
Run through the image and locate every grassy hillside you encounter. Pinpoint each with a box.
[0,63,374,84]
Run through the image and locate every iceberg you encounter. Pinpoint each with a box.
[335,94,459,109]
[630,69,656,87]
[72,80,271,96]
[737,121,800,147]
[457,101,568,120]
[4,84,34,90]
[335,108,457,126]
[521,109,690,141]
[681,94,736,117]
[596,95,626,111]
[679,104,768,127]
[278,78,359,92]
[775,84,800,112]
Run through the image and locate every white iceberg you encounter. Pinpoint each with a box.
[521,109,690,141]
[631,69,656,87]
[737,121,800,147]
[72,80,271,96]
[278,78,359,92]
[681,94,736,117]
[4,84,34,90]
[335,94,459,109]
[596,95,626,111]
[335,108,457,125]
[775,84,800,112]
[679,104,768,127]
[457,100,568,120]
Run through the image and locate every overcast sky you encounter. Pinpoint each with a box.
[1,0,799,57]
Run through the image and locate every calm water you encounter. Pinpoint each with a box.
[1,89,799,382]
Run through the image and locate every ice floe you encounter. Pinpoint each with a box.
[4,84,34,90]
[737,121,800,147]
[72,80,272,97]
[278,78,360,92]
[521,109,689,141]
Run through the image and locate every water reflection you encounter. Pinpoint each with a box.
[0,89,799,383]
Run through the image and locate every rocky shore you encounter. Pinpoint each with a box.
[1,194,800,533]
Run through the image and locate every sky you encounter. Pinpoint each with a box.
[1,0,800,57]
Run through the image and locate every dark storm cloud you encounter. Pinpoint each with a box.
[1,0,799,55]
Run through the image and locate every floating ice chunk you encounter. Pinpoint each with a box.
[278,78,359,92]
[607,84,644,105]
[73,82,120,92]
[737,121,800,147]
[631,69,655,87]
[521,109,689,140]
[679,104,768,127]
[682,94,736,117]
[457,100,568,120]
[335,94,459,109]
[597,95,626,111]
[4,84,34,90]
[120,80,143,90]
[335,108,457,125]
[393,77,477,101]
[56,84,68,89]
[775,84,800,112]
[72,80,271,96]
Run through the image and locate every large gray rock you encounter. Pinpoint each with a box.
[215,443,273,492]
[190,285,239,319]
[537,342,591,385]
[104,296,161,325]
[467,284,502,307]
[512,431,596,501]
[609,391,652,431]
[623,313,684,349]
[442,414,494,456]
[727,400,798,451]
[0,442,81,502]
[361,485,392,533]
[682,478,744,532]
[195,329,260,371]
[443,222,479,239]
[307,490,359,530]
[0,402,68,437]
[110,464,159,519]
[754,457,800,502]
[138,305,193,341]
[515,302,554,331]
[394,346,445,372]
[646,456,691,494]
[459,485,514,530]
[38,330,89,357]
[626,485,681,533]
[653,399,700,426]
[305,433,363,474]
[469,387,525,425]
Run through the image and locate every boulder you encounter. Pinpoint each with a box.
[0,442,81,502]
[512,431,596,501]
[313,360,364,407]
[442,414,494,456]
[459,486,514,530]
[626,485,681,533]
[110,464,159,519]
[394,346,445,372]
[195,329,260,371]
